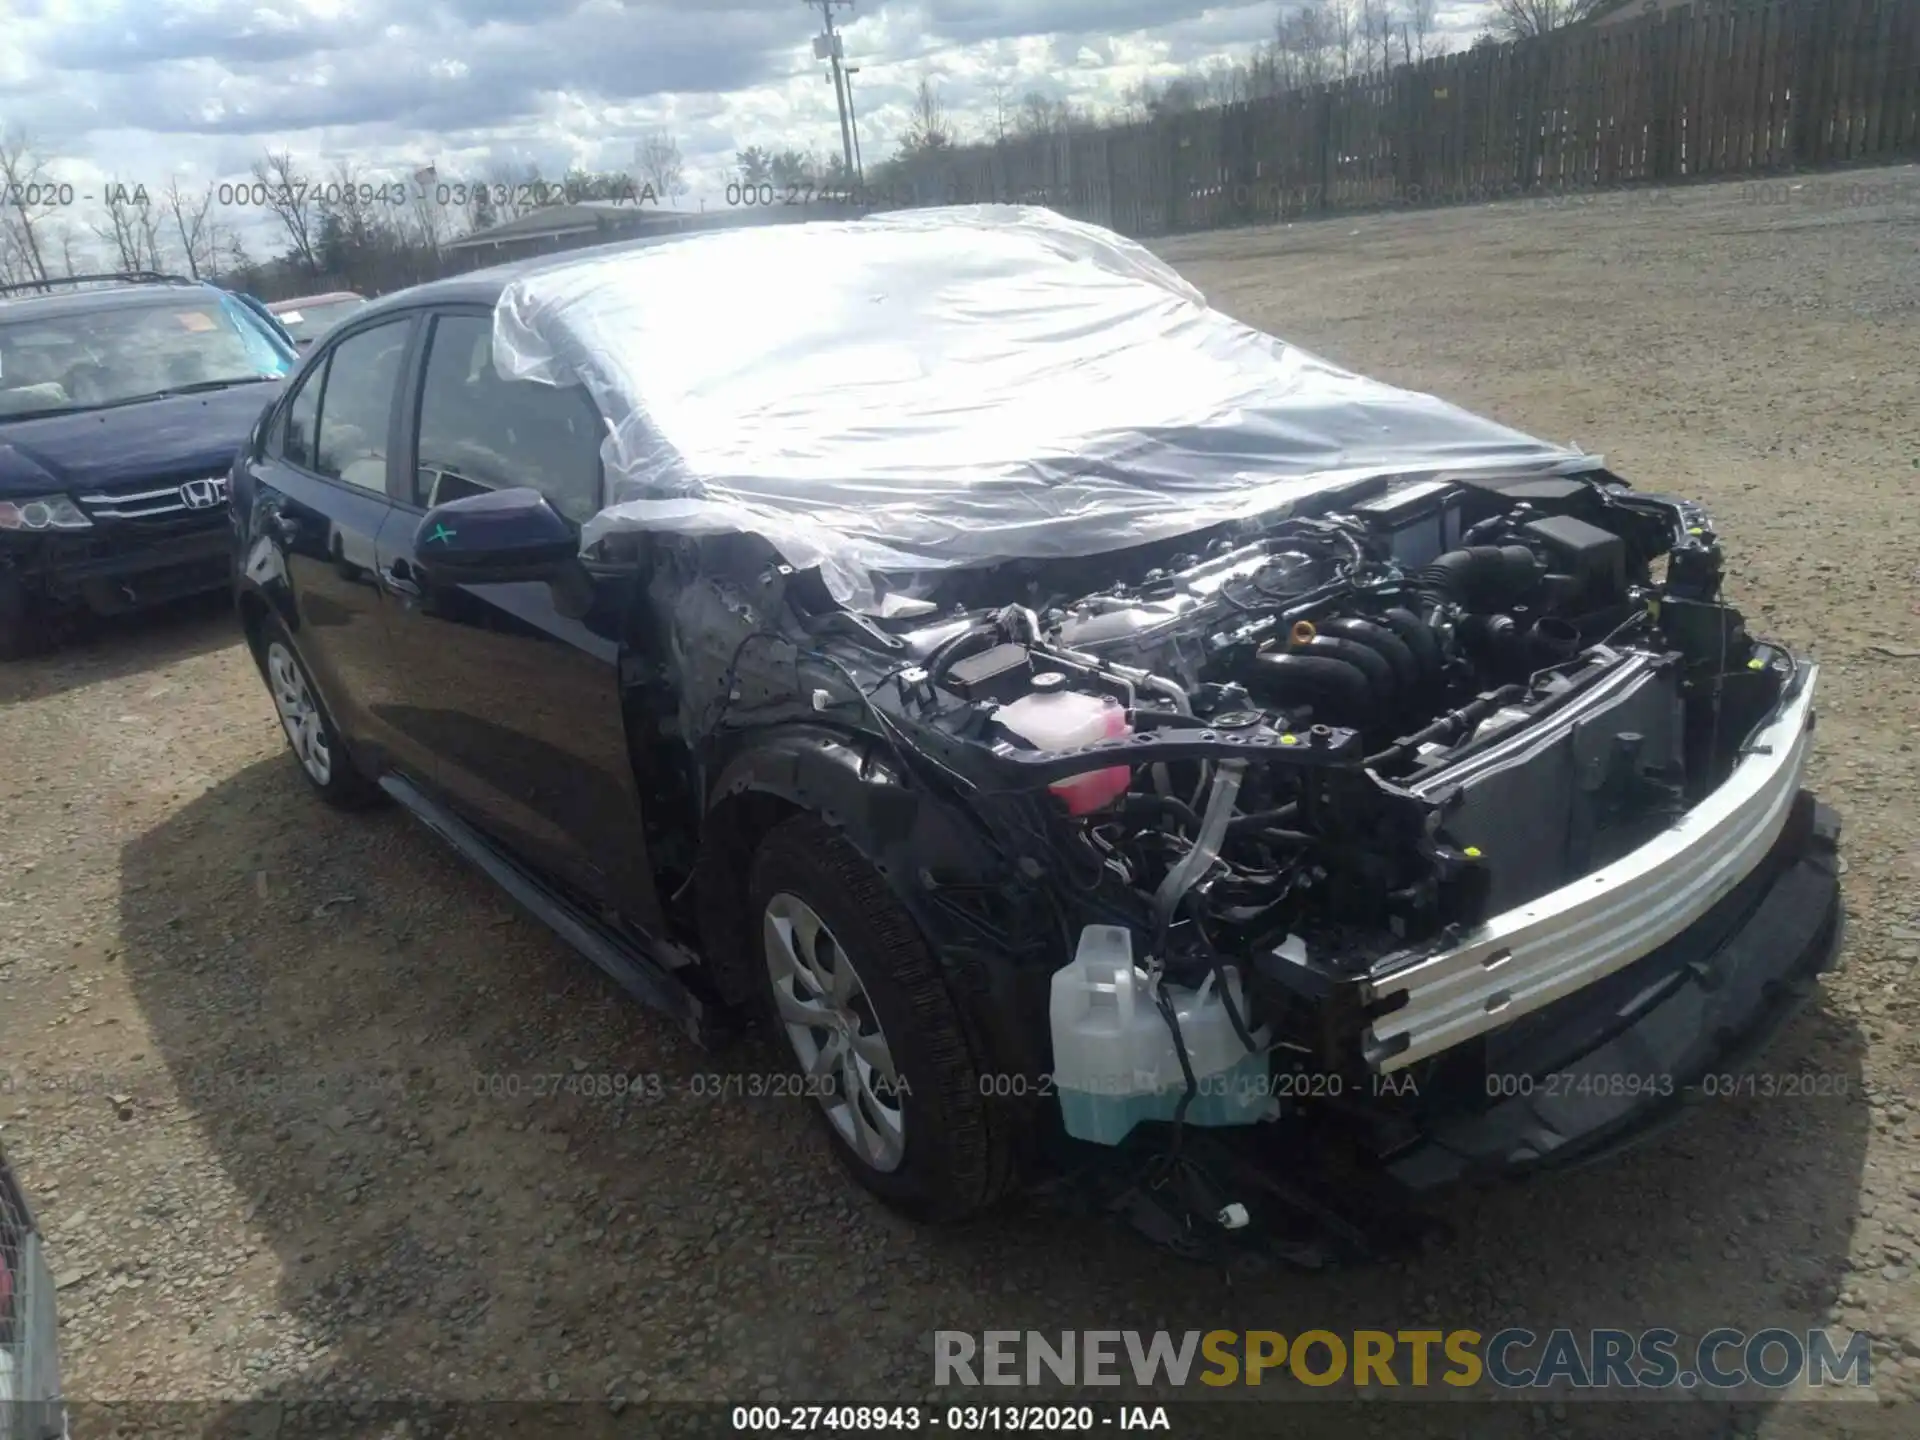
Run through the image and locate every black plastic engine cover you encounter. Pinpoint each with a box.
[1521,513,1627,604]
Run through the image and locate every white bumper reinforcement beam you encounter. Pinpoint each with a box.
[1363,665,1819,1072]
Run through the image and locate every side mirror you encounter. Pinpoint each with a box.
[412,486,577,586]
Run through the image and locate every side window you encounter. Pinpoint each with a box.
[281,359,324,470]
[312,319,411,492]
[413,313,604,525]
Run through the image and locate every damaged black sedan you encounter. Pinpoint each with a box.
[230,207,1842,1253]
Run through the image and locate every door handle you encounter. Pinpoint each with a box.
[380,558,422,596]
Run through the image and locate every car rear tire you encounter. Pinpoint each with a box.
[749,814,1015,1222]
[255,613,383,810]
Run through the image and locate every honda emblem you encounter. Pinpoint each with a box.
[179,477,228,511]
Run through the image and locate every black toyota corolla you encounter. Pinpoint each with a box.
[229,208,1843,1261]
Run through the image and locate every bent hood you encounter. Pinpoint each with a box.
[491,204,1597,607]
[0,383,280,496]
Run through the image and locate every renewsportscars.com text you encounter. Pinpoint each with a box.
[933,1328,1872,1393]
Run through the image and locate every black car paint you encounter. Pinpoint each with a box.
[231,254,1843,1215]
[235,301,668,938]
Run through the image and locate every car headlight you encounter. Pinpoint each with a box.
[0,494,92,531]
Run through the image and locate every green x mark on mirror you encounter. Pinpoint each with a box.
[427,522,458,545]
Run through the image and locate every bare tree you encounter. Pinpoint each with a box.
[1200,56,1241,106]
[1273,3,1336,90]
[1409,0,1439,60]
[1016,88,1075,138]
[138,200,165,274]
[635,131,687,204]
[987,78,1013,143]
[91,182,167,271]
[1243,40,1282,100]
[1128,74,1210,120]
[251,151,322,276]
[1018,89,1053,135]
[1325,0,1357,78]
[1490,0,1610,39]
[164,178,222,278]
[1359,0,1399,75]
[220,231,254,279]
[325,160,382,257]
[903,77,955,153]
[482,159,547,222]
[0,132,56,285]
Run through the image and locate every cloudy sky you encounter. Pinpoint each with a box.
[1,0,1489,253]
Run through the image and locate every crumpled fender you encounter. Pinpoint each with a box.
[705,724,979,889]
[696,725,1012,998]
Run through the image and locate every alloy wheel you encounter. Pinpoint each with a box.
[763,891,906,1173]
[265,640,333,786]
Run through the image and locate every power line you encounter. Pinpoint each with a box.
[804,0,858,182]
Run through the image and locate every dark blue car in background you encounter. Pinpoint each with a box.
[0,272,297,658]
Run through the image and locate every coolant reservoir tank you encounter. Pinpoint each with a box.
[994,680,1132,815]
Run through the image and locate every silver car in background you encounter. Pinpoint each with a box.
[0,1144,64,1440]
[265,290,368,350]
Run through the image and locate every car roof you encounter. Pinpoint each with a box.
[353,232,693,320]
[270,291,364,311]
[0,279,226,322]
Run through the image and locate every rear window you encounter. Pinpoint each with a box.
[0,293,295,419]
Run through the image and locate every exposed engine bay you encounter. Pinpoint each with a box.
[860,466,1790,1001]
[512,204,1841,1266]
[646,461,1824,1265]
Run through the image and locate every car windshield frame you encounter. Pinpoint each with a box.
[0,290,297,421]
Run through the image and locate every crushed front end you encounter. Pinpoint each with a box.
[800,467,1839,1259]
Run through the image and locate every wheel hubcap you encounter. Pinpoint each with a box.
[266,640,332,786]
[763,892,906,1173]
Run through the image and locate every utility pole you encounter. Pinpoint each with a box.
[844,66,866,182]
[806,0,857,183]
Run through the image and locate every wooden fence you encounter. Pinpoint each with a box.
[896,0,1920,235]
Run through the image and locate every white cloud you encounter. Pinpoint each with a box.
[1,1,1497,265]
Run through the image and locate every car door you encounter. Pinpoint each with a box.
[374,306,661,929]
[241,314,416,761]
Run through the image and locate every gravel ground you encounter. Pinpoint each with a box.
[3,163,1918,1440]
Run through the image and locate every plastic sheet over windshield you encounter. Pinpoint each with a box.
[492,205,1593,608]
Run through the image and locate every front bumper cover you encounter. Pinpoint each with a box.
[3,522,228,614]
[1382,789,1844,1189]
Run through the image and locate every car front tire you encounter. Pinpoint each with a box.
[749,814,1016,1222]
[254,613,382,810]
